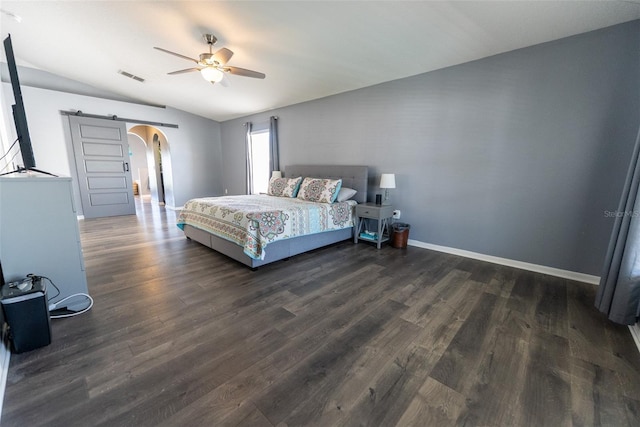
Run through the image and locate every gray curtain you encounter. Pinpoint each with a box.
[596,126,640,325]
[269,116,279,173]
[245,122,253,194]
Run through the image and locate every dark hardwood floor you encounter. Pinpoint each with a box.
[2,197,639,426]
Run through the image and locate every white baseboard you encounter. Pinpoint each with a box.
[630,323,640,355]
[407,239,600,285]
[0,324,11,424]
[164,205,183,211]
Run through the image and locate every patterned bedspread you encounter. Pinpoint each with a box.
[177,195,357,260]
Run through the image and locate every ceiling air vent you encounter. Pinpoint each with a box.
[117,70,145,83]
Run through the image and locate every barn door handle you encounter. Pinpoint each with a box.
[123,162,129,172]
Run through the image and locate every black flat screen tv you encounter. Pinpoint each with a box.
[3,34,36,170]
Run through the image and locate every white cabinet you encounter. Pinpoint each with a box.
[0,176,89,310]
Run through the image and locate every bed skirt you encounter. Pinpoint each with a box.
[182,224,353,268]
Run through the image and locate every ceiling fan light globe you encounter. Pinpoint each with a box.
[201,66,223,83]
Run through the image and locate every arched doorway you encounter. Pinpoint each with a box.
[127,133,149,197]
[127,125,173,207]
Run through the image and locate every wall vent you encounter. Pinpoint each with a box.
[117,70,145,83]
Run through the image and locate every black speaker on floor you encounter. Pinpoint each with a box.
[1,276,51,353]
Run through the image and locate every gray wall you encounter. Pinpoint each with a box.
[220,21,640,276]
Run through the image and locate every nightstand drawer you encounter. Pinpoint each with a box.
[356,204,394,219]
[357,209,380,219]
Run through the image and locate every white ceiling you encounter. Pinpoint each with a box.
[1,1,639,122]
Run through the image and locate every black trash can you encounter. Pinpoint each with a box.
[391,223,410,248]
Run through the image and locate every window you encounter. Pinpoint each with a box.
[249,129,270,194]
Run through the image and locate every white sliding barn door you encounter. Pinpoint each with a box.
[69,116,135,218]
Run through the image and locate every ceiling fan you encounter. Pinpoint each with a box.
[154,34,265,85]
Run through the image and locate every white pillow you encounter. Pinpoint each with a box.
[336,187,357,202]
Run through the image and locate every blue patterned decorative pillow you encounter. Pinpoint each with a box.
[296,178,342,203]
[268,177,302,197]
[284,177,302,197]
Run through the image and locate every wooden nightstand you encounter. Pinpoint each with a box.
[354,203,394,249]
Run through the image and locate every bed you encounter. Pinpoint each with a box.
[177,165,368,268]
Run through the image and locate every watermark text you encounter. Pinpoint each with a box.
[604,210,640,218]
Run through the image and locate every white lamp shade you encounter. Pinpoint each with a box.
[201,66,224,82]
[380,173,396,189]
[271,170,282,179]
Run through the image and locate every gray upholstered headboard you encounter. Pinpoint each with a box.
[284,165,368,204]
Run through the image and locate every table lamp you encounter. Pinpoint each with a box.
[380,173,396,204]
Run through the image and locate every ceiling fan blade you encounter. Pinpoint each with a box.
[154,47,198,64]
[168,67,201,75]
[224,66,266,79]
[212,48,234,65]
[219,74,231,87]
